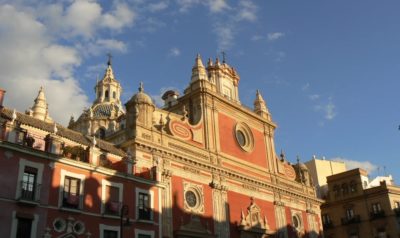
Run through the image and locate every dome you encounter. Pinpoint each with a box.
[299,163,308,171]
[128,83,153,105]
[91,103,124,119]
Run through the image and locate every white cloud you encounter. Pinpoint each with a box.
[168,47,181,57]
[251,35,263,41]
[176,0,229,13]
[176,0,201,13]
[101,2,136,30]
[0,1,134,125]
[82,39,128,57]
[0,4,89,125]
[315,99,337,120]
[237,0,257,22]
[214,23,234,51]
[268,32,285,41]
[40,1,135,39]
[308,94,320,100]
[148,1,169,12]
[207,0,229,13]
[332,157,378,174]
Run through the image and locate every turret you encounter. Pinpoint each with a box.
[125,83,155,137]
[30,87,53,122]
[253,90,270,120]
[191,54,208,82]
[94,55,122,105]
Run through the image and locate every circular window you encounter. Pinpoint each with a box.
[53,218,66,233]
[292,214,302,230]
[234,123,254,152]
[73,220,85,235]
[185,190,197,207]
[236,130,246,147]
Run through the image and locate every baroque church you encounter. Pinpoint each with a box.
[0,54,322,238]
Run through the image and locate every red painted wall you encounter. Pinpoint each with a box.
[227,191,276,238]
[218,113,268,169]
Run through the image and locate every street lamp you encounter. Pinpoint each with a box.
[120,205,131,238]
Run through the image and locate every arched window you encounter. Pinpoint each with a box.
[98,128,106,139]
[113,91,116,99]
[105,90,109,98]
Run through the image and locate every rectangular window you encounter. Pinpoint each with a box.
[138,192,151,220]
[394,201,400,209]
[322,214,331,224]
[346,208,354,219]
[16,217,32,238]
[372,203,382,214]
[21,167,38,201]
[63,176,81,209]
[105,185,120,215]
[103,230,118,238]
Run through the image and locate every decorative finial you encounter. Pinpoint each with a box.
[221,51,226,63]
[11,109,17,123]
[297,156,300,164]
[107,53,112,66]
[139,82,144,92]
[53,123,58,134]
[250,196,254,204]
[92,136,97,147]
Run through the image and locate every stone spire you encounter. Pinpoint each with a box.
[94,55,122,104]
[253,90,270,120]
[191,54,208,82]
[31,87,53,122]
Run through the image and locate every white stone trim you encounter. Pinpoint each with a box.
[15,159,44,200]
[101,179,124,214]
[135,229,155,238]
[10,211,38,238]
[99,224,120,238]
[135,188,154,220]
[183,181,204,214]
[58,169,86,208]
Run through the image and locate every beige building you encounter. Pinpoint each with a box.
[321,168,400,238]
[305,157,347,198]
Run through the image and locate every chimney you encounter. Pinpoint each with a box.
[0,88,6,108]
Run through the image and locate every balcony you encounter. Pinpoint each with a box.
[104,201,121,216]
[137,206,152,221]
[370,210,385,220]
[18,181,41,205]
[341,215,360,225]
[62,194,82,210]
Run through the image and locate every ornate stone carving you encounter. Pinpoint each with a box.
[238,198,273,238]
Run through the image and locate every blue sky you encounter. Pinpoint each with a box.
[0,0,399,182]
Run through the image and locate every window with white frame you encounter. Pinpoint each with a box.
[99,224,120,238]
[135,229,154,238]
[59,170,85,210]
[10,211,38,238]
[16,159,44,203]
[101,180,123,216]
[135,188,154,221]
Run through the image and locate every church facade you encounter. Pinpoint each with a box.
[0,55,323,238]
